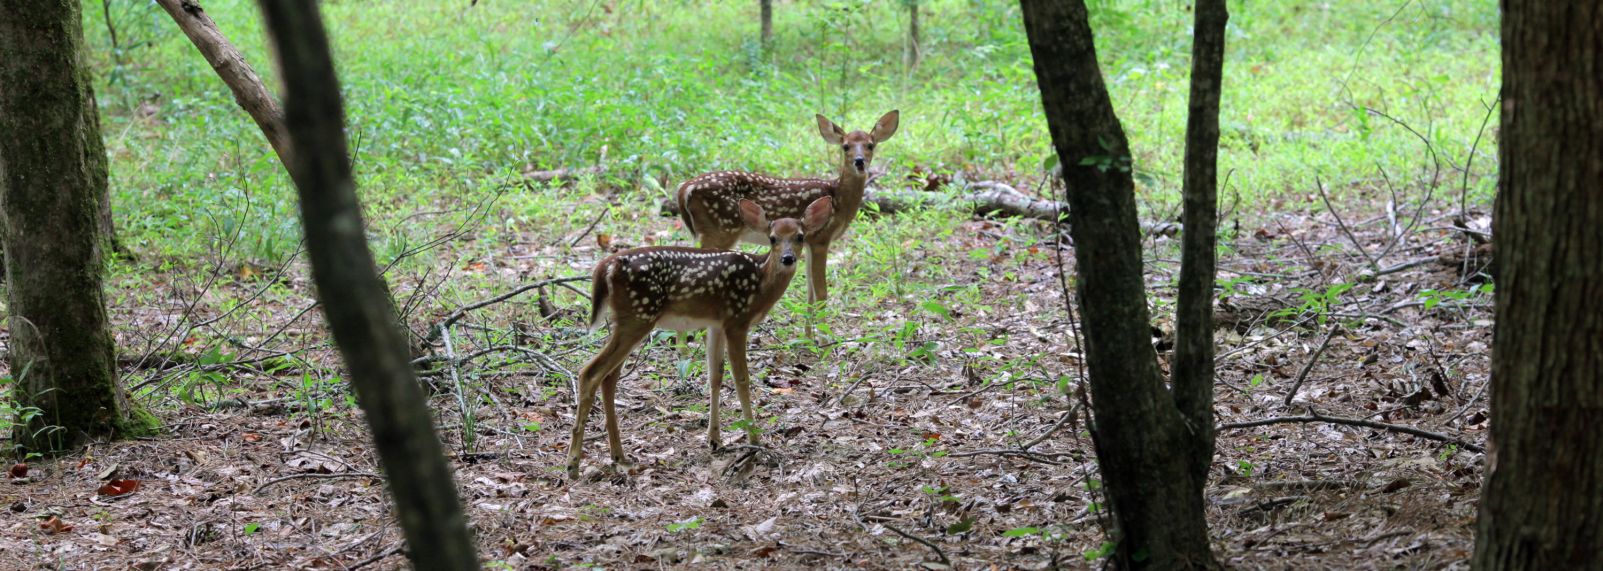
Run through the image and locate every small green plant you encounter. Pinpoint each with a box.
[666,516,703,533]
[1218,275,1254,299]
[243,522,260,536]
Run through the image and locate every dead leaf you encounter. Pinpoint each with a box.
[98,479,141,497]
[39,516,73,534]
[8,463,26,478]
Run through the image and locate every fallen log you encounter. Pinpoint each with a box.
[658,180,1180,236]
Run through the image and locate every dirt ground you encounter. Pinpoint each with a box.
[0,190,1493,570]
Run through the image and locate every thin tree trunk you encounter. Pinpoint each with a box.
[156,0,290,165]
[760,0,773,52]
[0,0,134,451]
[254,2,479,569]
[906,1,921,70]
[1171,0,1227,485]
[1020,1,1218,568]
[1473,2,1603,568]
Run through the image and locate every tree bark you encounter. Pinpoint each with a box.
[759,0,773,52]
[1171,0,1227,487]
[1473,2,1603,569]
[1020,1,1219,568]
[156,0,290,166]
[906,1,921,70]
[254,2,479,569]
[0,0,133,452]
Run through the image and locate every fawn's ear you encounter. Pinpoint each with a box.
[870,109,900,142]
[817,114,846,144]
[802,197,833,233]
[738,199,768,231]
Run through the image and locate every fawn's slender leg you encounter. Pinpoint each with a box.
[804,243,831,338]
[724,327,761,445]
[600,365,630,469]
[705,326,727,451]
[567,325,647,478]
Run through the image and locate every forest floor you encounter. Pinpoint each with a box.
[1,182,1494,570]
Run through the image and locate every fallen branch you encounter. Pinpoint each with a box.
[1218,407,1484,453]
[658,180,1178,235]
[880,522,950,568]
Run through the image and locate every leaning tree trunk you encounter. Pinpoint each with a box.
[0,0,133,452]
[155,0,290,166]
[1020,0,1219,568]
[1473,2,1603,569]
[1171,0,1228,487]
[255,2,479,569]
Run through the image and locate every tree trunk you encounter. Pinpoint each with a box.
[1171,0,1227,486]
[155,0,290,166]
[1473,2,1603,569]
[1020,1,1219,568]
[906,1,921,70]
[759,0,773,52]
[0,0,134,452]
[255,2,479,569]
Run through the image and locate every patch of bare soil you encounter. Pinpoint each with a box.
[0,193,1492,570]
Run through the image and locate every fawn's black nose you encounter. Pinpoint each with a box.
[781,254,796,266]
[853,157,866,172]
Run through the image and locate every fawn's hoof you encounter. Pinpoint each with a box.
[565,462,582,480]
[708,436,723,452]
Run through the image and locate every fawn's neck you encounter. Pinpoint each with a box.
[827,168,870,231]
[749,253,800,315]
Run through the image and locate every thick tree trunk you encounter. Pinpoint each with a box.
[1473,2,1603,569]
[255,2,479,569]
[759,0,773,52]
[0,0,132,451]
[1171,0,1227,486]
[1020,1,1218,568]
[155,0,290,165]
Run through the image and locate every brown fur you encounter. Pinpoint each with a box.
[567,197,833,478]
[674,111,899,318]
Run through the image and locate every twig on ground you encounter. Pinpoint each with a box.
[253,471,382,494]
[1314,175,1381,273]
[834,375,873,408]
[1021,404,1082,451]
[776,541,847,559]
[1282,323,1341,406]
[346,542,405,571]
[1218,407,1484,453]
[946,448,1068,465]
[563,204,610,248]
[428,276,589,340]
[880,522,950,567]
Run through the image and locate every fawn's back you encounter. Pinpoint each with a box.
[589,246,776,332]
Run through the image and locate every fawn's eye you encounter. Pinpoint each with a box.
[797,233,805,242]
[769,236,777,244]
[866,143,875,151]
[841,144,850,151]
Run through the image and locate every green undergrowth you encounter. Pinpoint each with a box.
[77,0,1498,407]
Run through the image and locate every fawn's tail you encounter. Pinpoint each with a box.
[587,261,611,330]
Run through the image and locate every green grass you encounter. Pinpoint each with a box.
[86,0,1497,266]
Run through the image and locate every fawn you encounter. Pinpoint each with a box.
[675,110,899,333]
[566,196,833,478]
